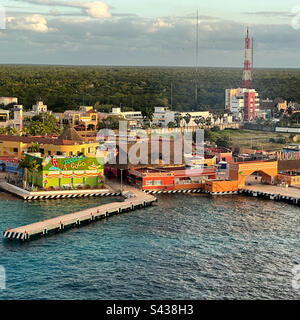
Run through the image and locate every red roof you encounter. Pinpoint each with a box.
[85,109,97,114]
[204,154,215,159]
[205,146,232,154]
[0,135,81,145]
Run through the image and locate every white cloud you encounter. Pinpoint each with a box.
[78,1,111,19]
[22,0,111,19]
[153,18,174,29]
[7,14,52,33]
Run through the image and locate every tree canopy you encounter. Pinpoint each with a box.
[1,65,299,114]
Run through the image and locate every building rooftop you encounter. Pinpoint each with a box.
[0,134,86,145]
[58,127,85,142]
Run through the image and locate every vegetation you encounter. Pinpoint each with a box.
[29,142,40,153]
[0,127,20,136]
[1,65,300,114]
[98,115,127,130]
[24,112,62,136]
[0,127,7,135]
[17,157,41,171]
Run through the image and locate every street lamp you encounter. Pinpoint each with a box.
[120,168,123,194]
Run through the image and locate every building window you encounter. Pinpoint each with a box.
[69,151,73,156]
[88,147,94,154]
[222,157,226,161]
[145,180,153,186]
[13,148,18,153]
[48,151,51,155]
[154,180,162,186]
[56,151,62,155]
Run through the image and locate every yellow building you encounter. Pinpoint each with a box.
[61,106,98,131]
[0,128,99,159]
[225,88,239,110]
[204,155,217,167]
[277,100,287,112]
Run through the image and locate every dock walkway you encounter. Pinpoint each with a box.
[240,184,300,205]
[3,190,156,241]
[0,182,119,200]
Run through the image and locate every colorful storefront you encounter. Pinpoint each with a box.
[24,154,104,190]
[128,167,216,191]
[276,172,300,186]
[0,157,24,175]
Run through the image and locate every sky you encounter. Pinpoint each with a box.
[0,0,300,67]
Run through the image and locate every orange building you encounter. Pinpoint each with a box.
[229,160,278,188]
[204,180,239,193]
[128,167,216,191]
[205,146,232,163]
[276,173,300,186]
[276,100,287,112]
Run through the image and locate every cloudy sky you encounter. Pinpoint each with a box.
[0,0,300,67]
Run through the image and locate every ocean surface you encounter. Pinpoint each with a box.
[0,191,299,300]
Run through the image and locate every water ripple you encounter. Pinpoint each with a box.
[0,194,299,299]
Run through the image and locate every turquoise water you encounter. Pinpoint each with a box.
[0,191,299,300]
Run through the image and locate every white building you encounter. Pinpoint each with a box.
[152,107,170,127]
[110,108,143,128]
[0,109,9,128]
[23,101,51,121]
[225,88,260,121]
[32,101,47,113]
[0,97,18,106]
[13,105,23,132]
[152,107,213,127]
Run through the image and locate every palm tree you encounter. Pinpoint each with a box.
[175,112,183,127]
[212,113,218,124]
[183,113,191,127]
[205,117,212,127]
[29,143,40,153]
[199,116,205,128]
[194,116,201,127]
[141,107,154,124]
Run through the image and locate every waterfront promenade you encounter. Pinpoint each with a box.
[3,188,156,241]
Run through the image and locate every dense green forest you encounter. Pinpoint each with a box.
[0,65,300,112]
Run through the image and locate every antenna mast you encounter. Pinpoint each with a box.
[195,9,199,107]
[251,37,254,81]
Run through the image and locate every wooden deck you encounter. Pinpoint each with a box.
[3,191,156,241]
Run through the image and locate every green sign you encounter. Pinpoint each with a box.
[42,156,102,171]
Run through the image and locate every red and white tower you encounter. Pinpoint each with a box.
[242,27,252,89]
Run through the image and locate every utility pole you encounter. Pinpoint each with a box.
[170,82,173,110]
[120,168,123,194]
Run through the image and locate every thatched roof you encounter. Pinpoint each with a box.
[58,127,85,142]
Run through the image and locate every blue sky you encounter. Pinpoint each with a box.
[0,0,299,67]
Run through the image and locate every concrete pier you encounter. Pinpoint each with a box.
[240,184,300,206]
[3,191,156,241]
[0,182,120,200]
